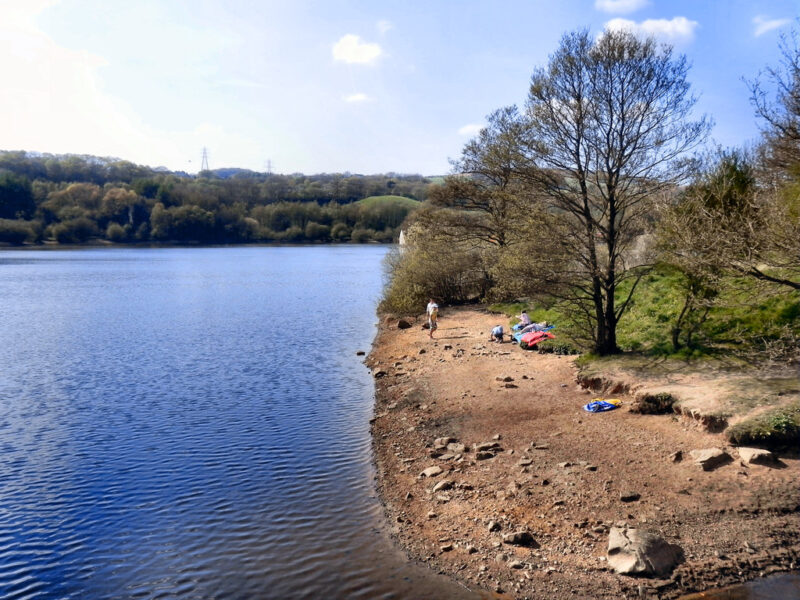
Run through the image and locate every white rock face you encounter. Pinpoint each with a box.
[607,527,684,577]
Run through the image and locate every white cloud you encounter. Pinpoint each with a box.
[332,34,382,65]
[752,15,790,37]
[604,16,699,44]
[458,123,484,136]
[344,93,371,103]
[377,20,393,35]
[594,0,649,15]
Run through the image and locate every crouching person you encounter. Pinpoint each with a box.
[489,324,504,343]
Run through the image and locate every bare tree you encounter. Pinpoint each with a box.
[748,25,800,171]
[420,106,535,249]
[520,29,711,354]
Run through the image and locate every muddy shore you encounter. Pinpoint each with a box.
[367,307,799,599]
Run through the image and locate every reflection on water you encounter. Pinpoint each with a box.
[679,573,800,599]
[0,247,478,599]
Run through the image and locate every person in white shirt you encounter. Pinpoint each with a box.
[426,299,439,339]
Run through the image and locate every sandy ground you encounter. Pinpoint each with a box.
[367,307,800,600]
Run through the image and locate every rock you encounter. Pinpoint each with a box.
[518,458,533,466]
[689,448,732,471]
[503,531,538,548]
[440,543,453,552]
[418,348,426,354]
[488,520,502,532]
[373,370,387,378]
[420,466,443,478]
[427,511,437,519]
[607,527,684,577]
[533,444,549,450]
[476,441,501,451]
[397,319,412,329]
[737,447,777,465]
[493,434,502,440]
[504,383,518,388]
[444,344,453,350]
[669,450,683,463]
[558,462,573,468]
[476,451,495,460]
[508,560,524,569]
[466,545,477,554]
[446,442,466,453]
[432,480,454,492]
[356,350,365,356]
[434,436,456,448]
[620,491,641,502]
[584,464,598,471]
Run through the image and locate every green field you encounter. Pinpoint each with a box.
[355,195,421,210]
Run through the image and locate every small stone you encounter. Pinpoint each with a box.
[508,560,524,569]
[440,543,453,552]
[476,441,500,451]
[669,450,683,463]
[504,383,518,388]
[493,434,502,440]
[373,370,387,378]
[518,459,533,466]
[356,350,365,356]
[558,462,573,468]
[420,466,443,478]
[466,545,477,554]
[397,319,412,329]
[418,348,426,354]
[476,452,495,460]
[503,531,538,548]
[432,480,453,493]
[488,520,502,532]
[584,464,598,471]
[427,511,437,519]
[620,491,641,502]
[434,436,456,448]
[447,442,466,453]
[444,344,453,350]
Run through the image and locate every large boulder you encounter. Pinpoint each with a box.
[607,527,684,577]
[689,448,732,471]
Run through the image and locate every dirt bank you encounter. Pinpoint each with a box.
[367,306,800,599]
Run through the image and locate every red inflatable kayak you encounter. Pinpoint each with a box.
[520,330,555,346]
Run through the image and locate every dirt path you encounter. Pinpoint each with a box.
[367,307,800,599]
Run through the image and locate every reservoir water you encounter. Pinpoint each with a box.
[0,246,478,599]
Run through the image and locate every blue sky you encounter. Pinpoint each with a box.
[1,0,797,175]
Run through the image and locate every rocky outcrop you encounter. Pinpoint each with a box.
[607,527,684,577]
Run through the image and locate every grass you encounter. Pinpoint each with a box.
[726,400,800,448]
[355,195,421,210]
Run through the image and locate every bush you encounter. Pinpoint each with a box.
[380,235,486,314]
[629,392,677,414]
[51,217,98,243]
[106,222,128,242]
[0,219,35,244]
[726,402,800,448]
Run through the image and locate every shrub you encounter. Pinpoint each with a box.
[106,222,127,242]
[51,217,98,243]
[0,219,34,244]
[726,402,800,448]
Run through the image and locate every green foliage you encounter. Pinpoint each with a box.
[0,172,35,219]
[379,237,486,314]
[0,218,37,244]
[0,151,431,245]
[51,217,98,243]
[726,401,800,448]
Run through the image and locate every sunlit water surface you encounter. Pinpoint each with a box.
[0,247,477,600]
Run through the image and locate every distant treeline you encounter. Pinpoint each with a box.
[0,151,430,244]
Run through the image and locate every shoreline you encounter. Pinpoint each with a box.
[367,306,799,599]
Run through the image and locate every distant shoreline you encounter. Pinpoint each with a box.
[0,240,392,250]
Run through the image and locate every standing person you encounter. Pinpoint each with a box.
[516,311,532,329]
[426,298,439,339]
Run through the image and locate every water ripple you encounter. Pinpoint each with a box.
[0,247,476,600]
